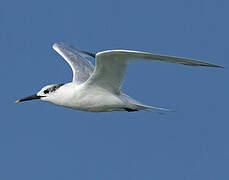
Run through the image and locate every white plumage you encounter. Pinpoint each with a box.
[16,43,223,113]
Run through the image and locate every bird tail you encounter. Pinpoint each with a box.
[134,104,172,114]
[120,93,172,114]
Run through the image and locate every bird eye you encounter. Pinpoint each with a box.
[44,90,49,94]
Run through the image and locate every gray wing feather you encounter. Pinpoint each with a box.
[85,50,223,94]
[53,43,94,84]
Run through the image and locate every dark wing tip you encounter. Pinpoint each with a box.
[216,65,224,68]
[207,64,224,68]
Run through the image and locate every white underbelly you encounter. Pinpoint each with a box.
[62,91,126,112]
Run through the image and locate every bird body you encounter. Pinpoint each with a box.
[16,43,223,113]
[38,82,152,112]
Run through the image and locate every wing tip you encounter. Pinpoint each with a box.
[53,42,96,58]
[52,43,62,52]
[52,42,64,50]
[204,64,224,68]
[215,65,224,68]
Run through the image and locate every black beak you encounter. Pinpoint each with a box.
[15,94,44,103]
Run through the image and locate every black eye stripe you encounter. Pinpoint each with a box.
[44,83,64,94]
[44,90,49,94]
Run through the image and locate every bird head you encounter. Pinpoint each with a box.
[15,84,65,103]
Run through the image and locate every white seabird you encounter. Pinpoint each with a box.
[15,43,223,113]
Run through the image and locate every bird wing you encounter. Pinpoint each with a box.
[84,49,223,94]
[53,43,95,84]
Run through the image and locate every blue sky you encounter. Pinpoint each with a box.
[1,0,228,179]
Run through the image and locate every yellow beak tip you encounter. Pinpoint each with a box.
[15,100,20,103]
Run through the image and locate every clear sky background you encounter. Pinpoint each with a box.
[0,0,228,179]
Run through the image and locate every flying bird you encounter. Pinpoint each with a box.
[15,43,223,113]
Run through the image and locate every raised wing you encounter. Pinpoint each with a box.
[85,50,223,94]
[53,43,95,84]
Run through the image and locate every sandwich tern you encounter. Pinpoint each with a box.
[15,43,223,112]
